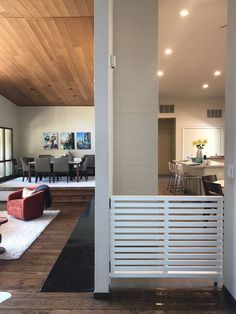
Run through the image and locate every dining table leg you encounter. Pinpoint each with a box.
[28,165,32,183]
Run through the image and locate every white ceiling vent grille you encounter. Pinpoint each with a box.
[159,104,175,113]
[207,109,222,118]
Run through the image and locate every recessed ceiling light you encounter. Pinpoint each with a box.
[214,70,221,76]
[202,84,209,89]
[157,71,164,77]
[179,9,189,17]
[165,48,173,55]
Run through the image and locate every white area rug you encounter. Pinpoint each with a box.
[0,177,96,188]
[0,210,60,260]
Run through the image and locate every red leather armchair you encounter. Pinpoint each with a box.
[7,188,45,220]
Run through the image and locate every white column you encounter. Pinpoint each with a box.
[94,0,113,294]
[224,0,236,300]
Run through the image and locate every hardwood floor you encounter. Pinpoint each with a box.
[0,193,235,313]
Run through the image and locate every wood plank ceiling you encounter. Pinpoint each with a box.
[0,0,94,106]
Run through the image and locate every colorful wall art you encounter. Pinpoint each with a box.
[76,132,91,150]
[60,132,75,150]
[43,132,58,149]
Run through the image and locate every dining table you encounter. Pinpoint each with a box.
[28,159,82,183]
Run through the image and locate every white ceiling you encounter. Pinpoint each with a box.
[158,0,227,99]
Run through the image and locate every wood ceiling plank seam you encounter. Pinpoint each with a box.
[67,46,91,100]
[53,18,89,100]
[65,18,85,48]
[85,0,94,16]
[6,0,31,17]
[0,23,20,56]
[76,47,93,97]
[12,18,61,83]
[0,0,22,17]
[0,19,32,56]
[51,0,71,17]
[40,0,62,17]
[62,18,92,98]
[81,18,94,76]
[63,0,81,17]
[29,0,51,17]
[43,18,65,50]
[17,0,42,17]
[60,48,89,102]
[26,18,58,63]
[74,0,90,17]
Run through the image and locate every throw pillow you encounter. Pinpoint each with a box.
[22,188,35,198]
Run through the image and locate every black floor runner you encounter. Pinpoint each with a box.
[41,198,94,292]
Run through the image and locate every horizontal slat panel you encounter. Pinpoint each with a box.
[110,195,223,282]
[112,254,165,259]
[111,195,222,201]
[112,208,222,214]
[113,253,222,259]
[113,247,166,253]
[112,215,222,221]
[113,241,165,246]
[168,222,223,227]
[111,272,221,278]
[112,227,220,234]
[112,234,222,240]
[112,266,221,272]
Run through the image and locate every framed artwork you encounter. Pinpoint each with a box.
[43,132,58,149]
[76,132,91,149]
[60,132,75,150]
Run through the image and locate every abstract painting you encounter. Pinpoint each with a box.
[76,132,91,150]
[60,132,75,150]
[43,132,58,149]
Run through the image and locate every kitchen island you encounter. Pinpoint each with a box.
[178,160,224,195]
[181,160,224,180]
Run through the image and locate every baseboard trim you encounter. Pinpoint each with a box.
[93,292,110,299]
[222,285,236,308]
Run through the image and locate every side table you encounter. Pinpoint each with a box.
[0,217,8,254]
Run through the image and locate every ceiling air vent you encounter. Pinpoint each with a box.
[159,104,175,113]
[207,109,222,118]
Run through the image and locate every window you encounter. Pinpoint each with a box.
[0,127,13,179]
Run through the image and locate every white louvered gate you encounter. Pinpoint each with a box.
[110,196,223,285]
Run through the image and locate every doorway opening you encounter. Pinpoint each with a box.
[158,118,176,175]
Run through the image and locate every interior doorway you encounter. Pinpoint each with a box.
[158,118,176,175]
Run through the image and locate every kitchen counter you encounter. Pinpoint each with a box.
[180,160,224,180]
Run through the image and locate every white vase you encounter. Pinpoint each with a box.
[196,148,203,160]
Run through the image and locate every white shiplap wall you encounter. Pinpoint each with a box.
[113,0,158,195]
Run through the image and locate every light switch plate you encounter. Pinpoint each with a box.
[227,164,234,178]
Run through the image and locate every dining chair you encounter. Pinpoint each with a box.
[78,156,89,181]
[21,157,35,182]
[202,175,218,195]
[53,157,70,183]
[35,157,52,183]
[202,180,224,196]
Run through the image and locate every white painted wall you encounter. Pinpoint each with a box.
[159,97,225,160]
[224,0,236,301]
[113,0,158,195]
[18,106,95,159]
[0,95,19,160]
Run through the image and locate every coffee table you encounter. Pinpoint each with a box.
[0,217,8,254]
